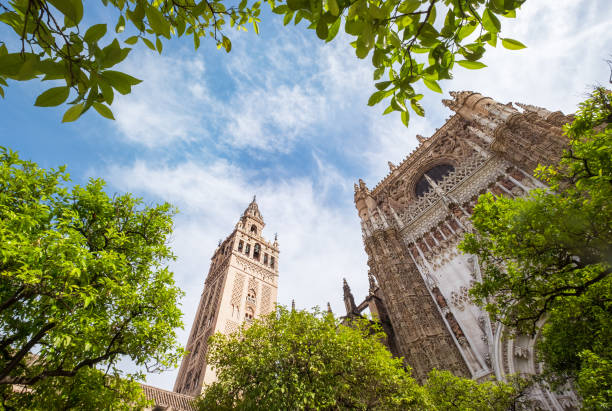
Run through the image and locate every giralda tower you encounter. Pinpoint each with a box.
[173,197,279,396]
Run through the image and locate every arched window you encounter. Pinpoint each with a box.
[250,224,258,234]
[270,256,275,269]
[238,240,243,252]
[415,164,455,197]
[263,253,268,265]
[247,289,256,304]
[245,243,250,256]
[253,243,260,260]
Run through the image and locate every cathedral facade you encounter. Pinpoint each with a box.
[173,198,279,397]
[348,91,579,409]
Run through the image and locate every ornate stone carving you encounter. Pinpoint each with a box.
[353,92,571,406]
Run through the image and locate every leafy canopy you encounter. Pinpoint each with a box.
[0,148,184,409]
[0,0,526,125]
[460,88,612,410]
[0,0,262,121]
[269,0,527,126]
[196,307,529,410]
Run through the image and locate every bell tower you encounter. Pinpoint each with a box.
[173,197,279,396]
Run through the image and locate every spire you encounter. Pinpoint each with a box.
[358,179,368,191]
[388,161,397,171]
[327,302,333,314]
[442,90,476,113]
[291,299,295,311]
[416,134,427,144]
[242,196,264,223]
[343,278,357,314]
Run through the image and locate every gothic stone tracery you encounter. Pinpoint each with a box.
[352,91,578,409]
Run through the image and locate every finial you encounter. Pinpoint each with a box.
[274,232,278,242]
[291,299,295,311]
[252,195,256,202]
[442,99,456,111]
[218,239,222,246]
[416,134,426,143]
[388,161,396,171]
[327,302,333,314]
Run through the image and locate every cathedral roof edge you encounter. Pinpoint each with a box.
[369,113,463,196]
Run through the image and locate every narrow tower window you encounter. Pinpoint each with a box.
[263,253,268,265]
[270,256,275,269]
[250,224,257,234]
[253,243,260,260]
[245,307,254,322]
[238,240,243,252]
[245,244,250,256]
[247,289,256,304]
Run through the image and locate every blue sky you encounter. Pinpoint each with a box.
[1,0,611,390]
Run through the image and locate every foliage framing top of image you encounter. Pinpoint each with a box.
[0,0,527,125]
[0,0,262,121]
[269,0,527,126]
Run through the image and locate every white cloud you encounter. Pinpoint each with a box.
[111,52,209,148]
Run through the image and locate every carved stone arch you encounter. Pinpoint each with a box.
[493,322,581,410]
[406,157,458,199]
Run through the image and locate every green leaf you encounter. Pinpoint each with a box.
[411,100,424,116]
[48,0,83,26]
[115,15,126,33]
[326,18,341,42]
[373,67,384,80]
[101,39,130,68]
[482,9,501,33]
[222,36,232,52]
[101,70,142,95]
[356,44,369,59]
[0,53,38,78]
[456,60,487,69]
[62,103,84,122]
[93,102,115,120]
[316,20,328,40]
[98,79,114,105]
[375,81,392,91]
[328,0,339,16]
[368,90,387,106]
[146,4,171,38]
[457,22,477,41]
[156,37,163,54]
[423,78,442,93]
[397,0,420,14]
[368,5,385,20]
[272,5,289,14]
[382,105,393,115]
[501,38,527,50]
[141,37,156,51]
[34,86,70,107]
[125,36,139,45]
[401,110,409,127]
[84,24,107,44]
